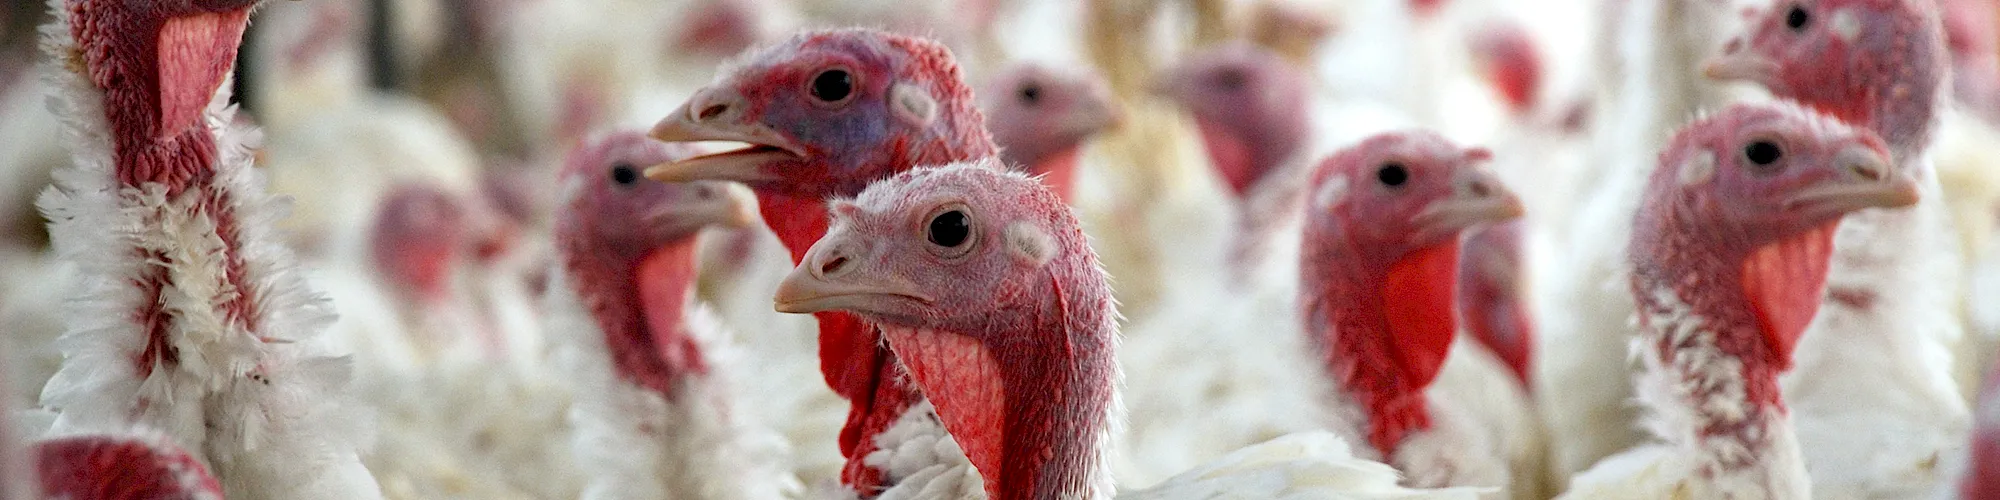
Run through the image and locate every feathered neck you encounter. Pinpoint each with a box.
[1300,241,1461,457]
[1628,201,1831,494]
[558,234,708,398]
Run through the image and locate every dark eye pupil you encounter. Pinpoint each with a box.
[1745,141,1783,165]
[811,70,853,102]
[1377,163,1409,187]
[1216,69,1245,90]
[610,163,638,185]
[1786,6,1809,30]
[1019,84,1042,105]
[928,210,970,248]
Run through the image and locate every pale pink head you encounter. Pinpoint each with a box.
[369,184,482,305]
[774,161,1116,499]
[1298,130,1521,454]
[556,131,759,397]
[35,433,224,500]
[64,0,262,191]
[645,29,997,200]
[1154,42,1312,198]
[1704,0,1946,155]
[980,62,1120,202]
[1631,102,1912,398]
[673,0,766,58]
[1469,21,1544,116]
[558,132,759,261]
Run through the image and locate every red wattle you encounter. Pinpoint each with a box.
[1381,242,1462,392]
[1029,148,1083,204]
[1741,222,1839,374]
[1192,119,1261,198]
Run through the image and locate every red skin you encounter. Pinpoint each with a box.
[1470,21,1543,117]
[647,30,998,493]
[370,184,475,307]
[1965,358,2000,498]
[1298,131,1516,456]
[782,165,1116,498]
[36,434,224,500]
[1457,221,1536,389]
[65,0,262,373]
[555,132,741,399]
[1461,20,1547,390]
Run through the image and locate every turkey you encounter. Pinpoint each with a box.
[980,61,1121,203]
[1561,101,1915,498]
[771,159,1486,499]
[1536,0,1763,478]
[1295,130,1543,497]
[545,130,798,499]
[641,28,998,495]
[1706,0,1972,495]
[32,0,382,497]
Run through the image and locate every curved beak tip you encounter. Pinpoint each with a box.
[720,183,762,228]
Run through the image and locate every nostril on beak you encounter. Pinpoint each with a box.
[697,103,729,122]
[1469,180,1492,197]
[818,255,850,277]
[1852,164,1883,181]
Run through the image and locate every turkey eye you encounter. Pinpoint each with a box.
[1744,140,1783,166]
[927,210,971,248]
[1215,69,1246,91]
[1376,163,1409,187]
[610,163,638,185]
[810,69,853,103]
[1785,5,1809,30]
[1019,84,1042,105]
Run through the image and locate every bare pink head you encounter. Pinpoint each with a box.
[36,433,224,500]
[368,184,483,305]
[673,0,766,58]
[645,29,997,202]
[1298,130,1521,455]
[1705,0,1946,156]
[1469,21,1545,116]
[556,131,759,397]
[1631,102,1913,411]
[1154,42,1313,199]
[981,62,1120,203]
[774,161,1115,500]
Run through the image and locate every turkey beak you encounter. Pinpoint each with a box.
[714,182,762,228]
[775,229,934,315]
[1702,50,1779,84]
[1411,168,1523,244]
[645,87,805,184]
[1784,146,1918,215]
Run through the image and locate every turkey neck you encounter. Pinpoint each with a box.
[71,1,262,376]
[756,192,921,490]
[1300,240,1462,458]
[880,264,1118,499]
[1629,205,1832,489]
[560,234,709,398]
